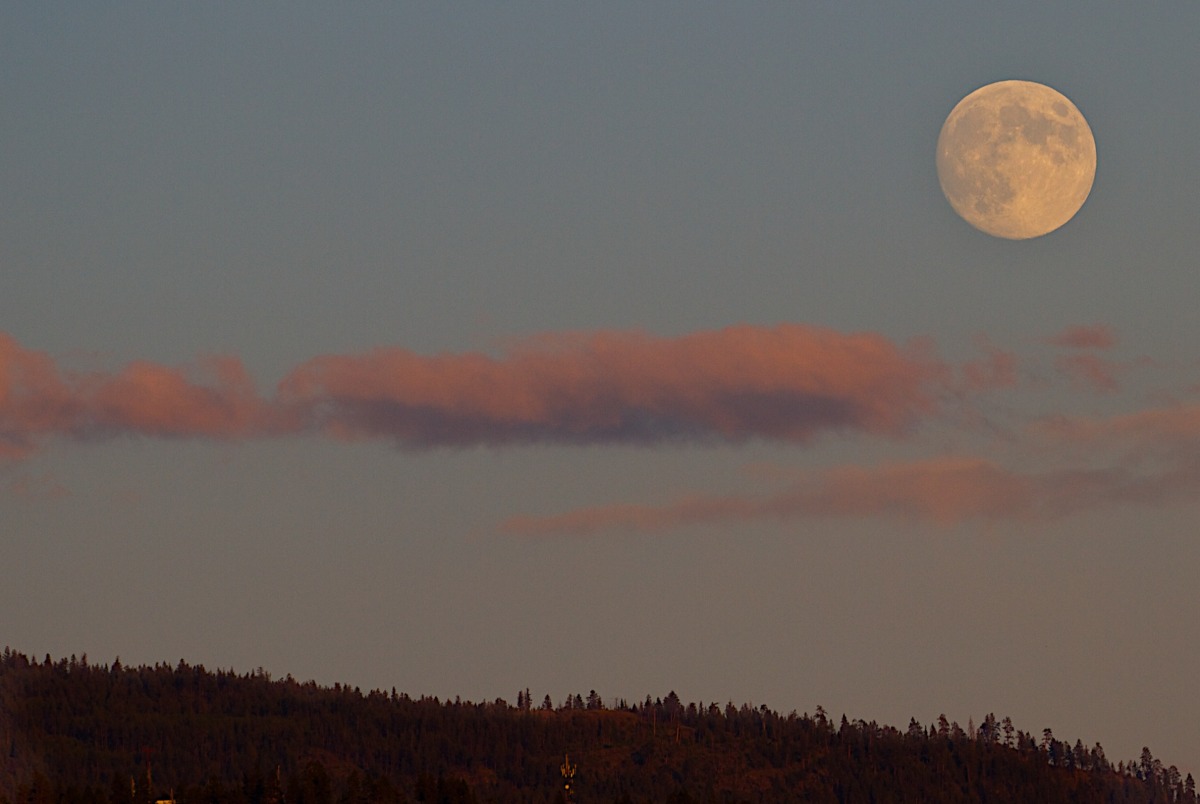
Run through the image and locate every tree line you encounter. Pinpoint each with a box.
[0,649,1193,803]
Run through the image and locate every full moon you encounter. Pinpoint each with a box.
[936,80,1096,239]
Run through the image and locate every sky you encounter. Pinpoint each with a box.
[3,2,1199,774]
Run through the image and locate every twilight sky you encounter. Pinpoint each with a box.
[4,3,1199,773]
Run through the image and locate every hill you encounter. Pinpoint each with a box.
[0,649,1192,803]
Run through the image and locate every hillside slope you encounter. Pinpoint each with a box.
[0,649,1192,803]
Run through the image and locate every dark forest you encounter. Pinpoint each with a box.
[0,649,1192,803]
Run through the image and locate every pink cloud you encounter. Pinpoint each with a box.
[960,344,1020,392]
[0,334,267,458]
[7,324,1200,527]
[1046,324,1117,350]
[1040,324,1150,395]
[499,457,1032,535]
[0,334,83,458]
[2,322,1164,468]
[1035,403,1200,449]
[6,473,69,500]
[500,454,1200,536]
[1055,353,1122,394]
[0,325,954,459]
[79,357,264,439]
[277,325,944,447]
[505,392,1200,536]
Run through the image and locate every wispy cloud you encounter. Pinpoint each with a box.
[1040,324,1147,393]
[1034,401,1200,452]
[959,340,1020,393]
[5,473,69,500]
[498,457,1037,535]
[1054,353,1123,393]
[500,452,1200,536]
[1045,323,1117,350]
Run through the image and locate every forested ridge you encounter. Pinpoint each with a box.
[0,649,1192,803]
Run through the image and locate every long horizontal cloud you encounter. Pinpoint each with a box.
[0,322,1146,463]
[500,457,1040,535]
[275,325,944,447]
[500,453,1200,536]
[0,325,946,457]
